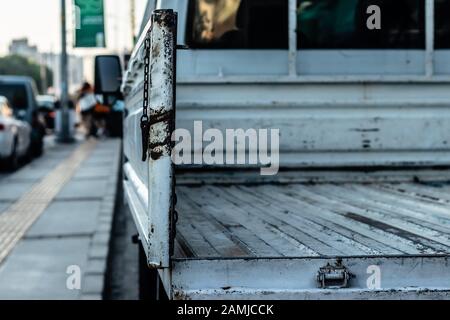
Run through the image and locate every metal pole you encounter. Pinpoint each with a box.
[425,0,435,78]
[59,0,73,143]
[130,0,136,45]
[40,57,48,94]
[288,0,297,77]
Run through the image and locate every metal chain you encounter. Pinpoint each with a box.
[141,32,151,121]
[140,31,151,162]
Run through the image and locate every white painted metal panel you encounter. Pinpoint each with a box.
[172,257,450,300]
[175,82,450,167]
[146,10,177,268]
[434,51,450,75]
[178,51,289,76]
[123,9,177,268]
[297,50,425,75]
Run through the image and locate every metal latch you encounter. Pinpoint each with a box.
[317,260,352,289]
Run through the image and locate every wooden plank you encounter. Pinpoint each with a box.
[224,225,281,257]
[182,187,317,257]
[182,209,251,257]
[176,191,250,257]
[223,186,376,256]
[177,188,278,257]
[288,184,449,254]
[179,187,319,257]
[310,184,450,253]
[360,184,450,220]
[178,186,251,229]
[238,186,402,255]
[330,184,450,234]
[348,184,450,227]
[176,217,220,257]
[236,185,402,255]
[207,186,346,256]
[175,181,450,257]
[173,237,190,258]
[379,183,450,205]
[268,185,430,254]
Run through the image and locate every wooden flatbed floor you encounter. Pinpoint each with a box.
[175,182,450,258]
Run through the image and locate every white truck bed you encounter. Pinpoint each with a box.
[169,172,450,299]
[121,8,450,300]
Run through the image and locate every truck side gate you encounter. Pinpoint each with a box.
[122,9,178,269]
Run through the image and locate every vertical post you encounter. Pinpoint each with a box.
[40,59,48,94]
[288,0,297,77]
[59,0,73,142]
[425,0,435,78]
[130,0,137,45]
[146,10,177,269]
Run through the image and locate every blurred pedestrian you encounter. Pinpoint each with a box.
[93,100,110,138]
[77,82,97,138]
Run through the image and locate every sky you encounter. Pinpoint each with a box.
[0,0,147,56]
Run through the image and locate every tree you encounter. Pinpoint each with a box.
[0,55,53,94]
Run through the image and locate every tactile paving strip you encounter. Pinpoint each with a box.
[0,140,97,264]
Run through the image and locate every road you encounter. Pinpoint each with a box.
[0,135,57,179]
[0,156,30,181]
[0,132,75,178]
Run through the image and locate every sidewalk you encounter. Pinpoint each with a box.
[0,137,121,300]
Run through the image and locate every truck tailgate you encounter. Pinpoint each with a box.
[172,179,450,299]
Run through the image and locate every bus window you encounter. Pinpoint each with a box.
[186,0,288,49]
[297,0,425,49]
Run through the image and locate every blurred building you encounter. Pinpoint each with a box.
[41,53,84,96]
[8,38,40,62]
[8,38,85,95]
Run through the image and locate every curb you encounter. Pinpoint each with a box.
[80,140,122,300]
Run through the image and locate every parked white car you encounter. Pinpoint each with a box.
[0,96,31,170]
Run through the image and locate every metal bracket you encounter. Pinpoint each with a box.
[317,259,353,289]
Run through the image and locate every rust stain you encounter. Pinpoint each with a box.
[350,128,380,132]
[344,212,441,253]
[149,109,173,125]
[152,42,160,58]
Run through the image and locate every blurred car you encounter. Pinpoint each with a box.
[0,76,45,157]
[0,96,31,170]
[37,95,56,130]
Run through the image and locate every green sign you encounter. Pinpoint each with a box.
[74,0,106,48]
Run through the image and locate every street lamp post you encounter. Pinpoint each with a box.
[130,0,136,45]
[59,0,73,143]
